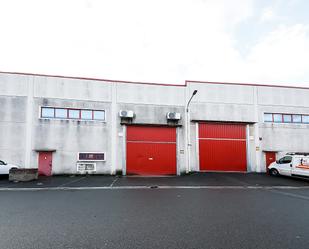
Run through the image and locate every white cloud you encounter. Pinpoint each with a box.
[260,7,276,22]
[244,24,309,84]
[0,0,308,86]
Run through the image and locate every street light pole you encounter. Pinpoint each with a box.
[186,90,198,174]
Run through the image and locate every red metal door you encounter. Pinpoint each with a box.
[38,152,52,176]
[265,152,276,173]
[126,126,177,175]
[199,123,247,172]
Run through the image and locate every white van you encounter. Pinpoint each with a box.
[268,153,309,177]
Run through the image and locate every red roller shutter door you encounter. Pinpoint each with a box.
[199,123,247,172]
[126,126,177,175]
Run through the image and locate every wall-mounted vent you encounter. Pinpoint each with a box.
[166,112,181,120]
[119,110,134,118]
[77,162,96,172]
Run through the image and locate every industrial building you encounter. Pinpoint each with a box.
[1,71,309,176]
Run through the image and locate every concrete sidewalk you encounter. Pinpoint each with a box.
[1,172,309,189]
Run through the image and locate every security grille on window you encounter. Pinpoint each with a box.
[41,107,105,121]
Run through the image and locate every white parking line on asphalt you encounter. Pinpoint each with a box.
[1,185,309,191]
[57,176,87,187]
[109,177,118,187]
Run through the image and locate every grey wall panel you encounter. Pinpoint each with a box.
[188,83,255,105]
[258,86,309,107]
[260,123,309,152]
[0,96,27,122]
[33,77,112,102]
[116,83,185,106]
[0,96,27,166]
[190,102,256,123]
[0,74,29,96]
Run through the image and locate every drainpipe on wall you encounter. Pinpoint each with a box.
[111,82,117,175]
[253,86,261,172]
[24,77,34,168]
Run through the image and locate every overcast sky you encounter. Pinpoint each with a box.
[0,0,309,86]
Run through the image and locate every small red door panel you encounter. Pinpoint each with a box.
[199,123,247,172]
[265,152,276,172]
[126,126,177,175]
[38,152,52,176]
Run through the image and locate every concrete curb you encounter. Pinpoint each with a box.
[1,185,309,191]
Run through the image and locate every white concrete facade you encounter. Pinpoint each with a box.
[1,72,309,175]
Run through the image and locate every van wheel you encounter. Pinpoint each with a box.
[269,169,279,176]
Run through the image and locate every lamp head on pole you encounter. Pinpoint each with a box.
[186,90,198,112]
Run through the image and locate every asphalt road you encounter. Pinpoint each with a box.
[1,186,309,249]
[1,172,309,188]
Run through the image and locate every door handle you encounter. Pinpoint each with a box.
[290,164,293,167]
